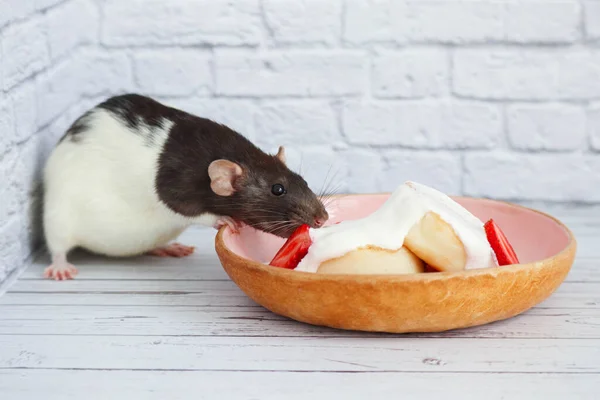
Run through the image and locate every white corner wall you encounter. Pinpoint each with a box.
[1,0,599,284]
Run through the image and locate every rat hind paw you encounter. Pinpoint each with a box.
[44,262,78,280]
[147,243,195,257]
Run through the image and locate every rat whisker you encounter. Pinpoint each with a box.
[323,194,350,211]
[322,186,343,202]
[321,187,339,200]
[239,209,287,216]
[260,218,298,227]
[323,191,344,203]
[321,194,337,205]
[323,190,345,205]
[209,203,282,211]
[320,190,340,205]
[208,203,287,215]
[318,169,344,208]
[254,218,289,225]
[321,168,342,196]
[321,189,345,210]
[256,221,298,235]
[322,177,344,196]
[253,219,293,228]
[270,218,300,227]
[318,163,335,199]
[268,225,298,235]
[244,217,288,222]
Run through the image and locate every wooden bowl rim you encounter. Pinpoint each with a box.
[214,194,577,284]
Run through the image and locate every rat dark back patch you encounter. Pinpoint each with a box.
[98,94,186,147]
[98,94,177,130]
[59,93,189,147]
[59,110,94,144]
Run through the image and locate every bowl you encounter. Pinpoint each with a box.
[214,194,576,333]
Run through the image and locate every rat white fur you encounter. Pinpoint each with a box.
[41,94,323,280]
[43,109,222,279]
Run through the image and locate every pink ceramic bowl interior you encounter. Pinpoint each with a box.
[224,194,573,269]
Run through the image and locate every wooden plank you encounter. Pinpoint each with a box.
[0,369,597,400]
[0,304,598,338]
[20,255,600,282]
[8,277,598,296]
[24,251,229,282]
[566,259,600,282]
[21,261,231,281]
[4,279,598,309]
[8,279,243,293]
[23,222,599,281]
[0,289,595,308]
[1,335,598,373]
[572,236,600,259]
[0,292,257,307]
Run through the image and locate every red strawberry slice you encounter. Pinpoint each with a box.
[269,224,312,269]
[484,219,520,266]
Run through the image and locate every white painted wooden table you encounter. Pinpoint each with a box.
[1,204,599,399]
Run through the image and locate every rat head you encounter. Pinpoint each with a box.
[208,146,329,238]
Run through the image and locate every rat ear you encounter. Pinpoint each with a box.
[208,160,243,197]
[276,146,286,164]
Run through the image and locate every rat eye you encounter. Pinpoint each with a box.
[271,183,286,196]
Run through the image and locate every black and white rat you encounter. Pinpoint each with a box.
[42,94,329,280]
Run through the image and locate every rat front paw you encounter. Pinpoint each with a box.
[214,217,242,233]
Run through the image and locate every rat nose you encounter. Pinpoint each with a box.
[314,216,326,228]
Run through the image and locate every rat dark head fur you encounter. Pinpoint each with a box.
[127,96,332,238]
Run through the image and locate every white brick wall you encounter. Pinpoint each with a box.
[371,49,448,99]
[453,49,600,100]
[584,1,600,40]
[101,0,262,46]
[263,0,342,46]
[215,50,367,96]
[133,50,213,96]
[507,104,587,151]
[1,0,599,285]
